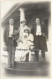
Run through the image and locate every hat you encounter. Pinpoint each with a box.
[24,29,30,33]
[19,8,26,23]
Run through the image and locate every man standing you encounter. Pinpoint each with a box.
[8,19,15,67]
[31,18,47,61]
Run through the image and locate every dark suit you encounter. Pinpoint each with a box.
[31,23,47,60]
[4,25,17,67]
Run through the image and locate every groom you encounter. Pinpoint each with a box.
[31,18,47,61]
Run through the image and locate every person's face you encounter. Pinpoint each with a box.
[9,19,14,25]
[21,21,26,27]
[23,32,28,39]
[36,18,40,25]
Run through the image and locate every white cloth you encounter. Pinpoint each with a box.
[15,42,29,61]
[28,34,34,46]
[15,33,34,62]
[9,25,14,37]
[15,25,34,62]
[19,25,31,39]
[36,25,42,35]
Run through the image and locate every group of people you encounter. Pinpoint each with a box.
[15,20,34,62]
[8,18,47,67]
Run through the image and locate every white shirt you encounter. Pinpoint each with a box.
[9,25,14,37]
[36,25,42,35]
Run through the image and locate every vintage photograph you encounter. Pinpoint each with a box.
[1,1,51,77]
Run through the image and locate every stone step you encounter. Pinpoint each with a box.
[4,61,49,70]
[3,61,49,76]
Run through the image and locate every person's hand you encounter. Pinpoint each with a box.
[29,45,35,51]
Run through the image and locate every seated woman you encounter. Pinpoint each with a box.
[15,28,34,62]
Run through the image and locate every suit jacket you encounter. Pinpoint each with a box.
[31,23,47,51]
[31,23,46,36]
[4,25,17,48]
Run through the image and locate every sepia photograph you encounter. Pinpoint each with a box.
[1,0,51,78]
